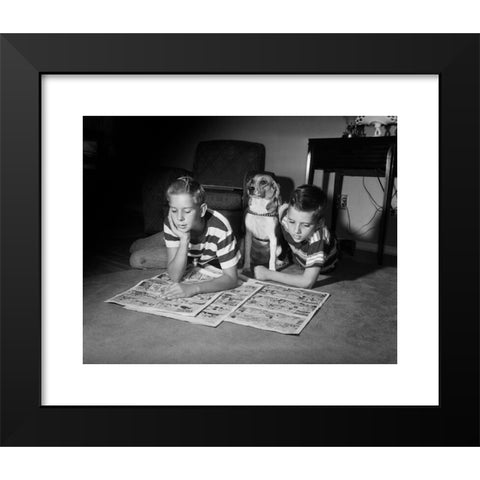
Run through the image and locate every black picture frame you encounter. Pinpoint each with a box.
[1,34,478,446]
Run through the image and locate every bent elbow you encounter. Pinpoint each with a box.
[299,276,316,289]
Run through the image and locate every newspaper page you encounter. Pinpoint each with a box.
[106,267,330,334]
[105,267,262,328]
[195,281,263,322]
[224,282,330,335]
[105,268,223,324]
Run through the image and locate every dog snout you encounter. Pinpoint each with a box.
[247,175,278,198]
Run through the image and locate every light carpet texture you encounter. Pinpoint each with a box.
[84,258,396,364]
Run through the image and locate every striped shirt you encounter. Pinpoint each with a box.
[279,205,338,272]
[163,209,240,270]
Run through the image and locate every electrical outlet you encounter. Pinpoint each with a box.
[339,194,348,209]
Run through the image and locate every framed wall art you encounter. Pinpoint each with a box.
[1,34,478,446]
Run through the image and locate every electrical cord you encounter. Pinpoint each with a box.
[377,176,385,192]
[377,175,397,200]
[362,177,383,211]
[342,176,397,237]
[366,175,398,211]
[345,205,381,237]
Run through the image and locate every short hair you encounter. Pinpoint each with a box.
[289,184,327,220]
[166,176,206,205]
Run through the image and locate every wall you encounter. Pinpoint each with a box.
[157,116,397,251]
[85,116,397,250]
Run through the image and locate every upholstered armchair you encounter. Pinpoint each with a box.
[194,140,265,238]
[140,140,266,239]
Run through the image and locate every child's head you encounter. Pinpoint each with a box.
[286,185,327,242]
[166,176,207,232]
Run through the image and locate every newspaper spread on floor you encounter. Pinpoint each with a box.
[223,282,330,335]
[105,267,233,327]
[106,266,330,334]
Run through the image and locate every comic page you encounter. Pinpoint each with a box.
[195,281,263,322]
[224,282,330,335]
[106,268,330,334]
[105,267,262,327]
[131,280,263,327]
[105,268,223,318]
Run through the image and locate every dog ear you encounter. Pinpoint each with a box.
[265,179,282,211]
[244,177,254,208]
[271,178,281,205]
[245,177,255,192]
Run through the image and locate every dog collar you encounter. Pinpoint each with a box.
[246,208,278,217]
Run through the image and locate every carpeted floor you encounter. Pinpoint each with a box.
[83,246,397,364]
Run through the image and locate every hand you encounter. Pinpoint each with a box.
[253,265,270,281]
[168,213,191,243]
[164,282,198,300]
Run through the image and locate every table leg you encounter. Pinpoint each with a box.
[378,146,396,265]
[332,172,344,235]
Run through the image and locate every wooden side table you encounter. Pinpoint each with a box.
[306,136,397,265]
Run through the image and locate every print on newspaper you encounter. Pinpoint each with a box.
[106,267,330,334]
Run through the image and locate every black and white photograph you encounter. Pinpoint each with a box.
[83,116,397,364]
[2,30,478,454]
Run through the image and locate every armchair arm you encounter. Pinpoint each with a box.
[202,184,244,193]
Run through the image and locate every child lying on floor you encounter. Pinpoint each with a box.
[130,176,240,299]
[253,184,338,289]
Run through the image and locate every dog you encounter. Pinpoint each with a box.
[243,173,284,272]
